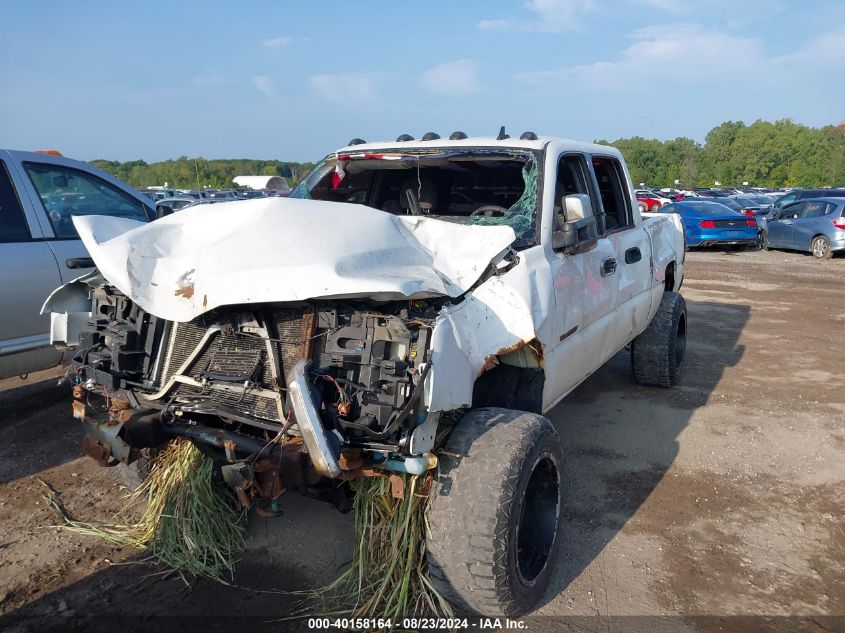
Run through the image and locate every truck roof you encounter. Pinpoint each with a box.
[332,135,620,159]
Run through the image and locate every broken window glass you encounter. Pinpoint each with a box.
[290,150,541,247]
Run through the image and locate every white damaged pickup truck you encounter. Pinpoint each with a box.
[44,133,687,616]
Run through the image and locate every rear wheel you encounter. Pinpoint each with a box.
[811,235,833,259]
[631,291,687,387]
[427,408,563,617]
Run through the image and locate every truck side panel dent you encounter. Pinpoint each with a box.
[426,254,551,412]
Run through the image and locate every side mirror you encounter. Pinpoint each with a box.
[552,216,598,254]
[563,193,591,221]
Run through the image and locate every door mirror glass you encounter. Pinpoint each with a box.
[563,193,591,221]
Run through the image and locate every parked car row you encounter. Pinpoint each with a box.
[144,188,291,216]
[658,195,845,259]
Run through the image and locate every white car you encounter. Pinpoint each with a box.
[46,132,687,616]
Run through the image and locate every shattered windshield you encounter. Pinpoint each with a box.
[290,149,540,247]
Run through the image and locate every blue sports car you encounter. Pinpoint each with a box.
[660,200,760,249]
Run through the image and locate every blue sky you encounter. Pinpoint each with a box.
[1,0,843,162]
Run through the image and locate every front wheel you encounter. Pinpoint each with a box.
[427,408,563,617]
[811,235,833,259]
[758,231,769,251]
[631,291,687,387]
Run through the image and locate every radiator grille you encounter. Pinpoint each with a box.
[154,307,315,424]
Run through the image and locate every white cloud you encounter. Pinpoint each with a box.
[309,73,385,104]
[421,59,479,96]
[516,23,845,103]
[251,75,274,98]
[262,36,292,48]
[518,24,763,90]
[478,0,596,32]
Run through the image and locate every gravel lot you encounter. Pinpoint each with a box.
[1,248,843,632]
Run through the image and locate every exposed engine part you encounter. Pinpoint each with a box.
[69,290,438,501]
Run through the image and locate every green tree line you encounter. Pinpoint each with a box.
[89,157,316,190]
[91,119,845,191]
[598,119,845,188]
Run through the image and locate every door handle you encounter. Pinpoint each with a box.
[66,257,94,269]
[601,257,617,277]
[624,247,642,264]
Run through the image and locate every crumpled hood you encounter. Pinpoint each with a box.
[72,197,516,322]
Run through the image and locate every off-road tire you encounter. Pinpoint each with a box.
[631,291,687,387]
[427,408,564,617]
[116,447,160,491]
[811,235,833,259]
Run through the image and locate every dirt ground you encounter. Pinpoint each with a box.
[0,248,843,632]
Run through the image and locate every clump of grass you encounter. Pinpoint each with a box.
[311,472,452,620]
[43,439,246,584]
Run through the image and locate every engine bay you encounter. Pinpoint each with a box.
[69,286,444,508]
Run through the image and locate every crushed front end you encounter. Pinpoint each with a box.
[69,284,443,511]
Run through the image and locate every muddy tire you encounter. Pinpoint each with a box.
[631,291,687,387]
[427,408,563,617]
[811,235,833,259]
[116,447,160,491]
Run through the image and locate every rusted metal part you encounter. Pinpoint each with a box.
[72,399,86,421]
[72,385,84,399]
[252,458,285,501]
[81,436,111,465]
[389,474,405,500]
[223,439,237,462]
[480,355,499,373]
[235,487,251,508]
[338,449,363,471]
[299,309,316,362]
[174,283,194,299]
[479,337,545,375]
[109,407,134,424]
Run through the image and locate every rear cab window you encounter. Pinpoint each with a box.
[23,162,149,239]
[0,160,31,242]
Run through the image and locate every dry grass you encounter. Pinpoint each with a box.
[43,439,247,584]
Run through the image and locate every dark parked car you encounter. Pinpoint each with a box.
[773,189,845,211]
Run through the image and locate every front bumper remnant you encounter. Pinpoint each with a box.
[286,359,342,478]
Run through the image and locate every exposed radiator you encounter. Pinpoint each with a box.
[154,307,316,424]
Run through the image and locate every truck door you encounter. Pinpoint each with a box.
[589,156,653,346]
[0,156,63,379]
[16,160,151,283]
[543,153,617,409]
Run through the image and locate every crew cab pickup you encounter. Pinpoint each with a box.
[0,150,154,379]
[45,133,687,616]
